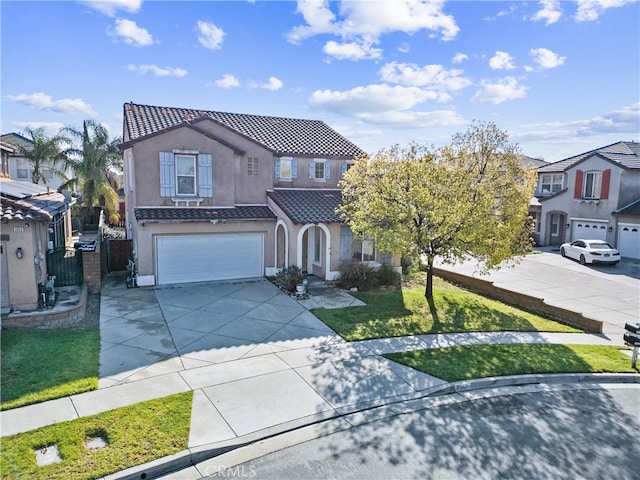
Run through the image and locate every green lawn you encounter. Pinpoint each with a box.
[1,329,100,411]
[386,344,636,382]
[313,277,580,341]
[0,392,192,480]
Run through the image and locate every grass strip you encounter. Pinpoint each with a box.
[1,329,100,411]
[314,279,580,341]
[0,391,193,480]
[386,344,636,382]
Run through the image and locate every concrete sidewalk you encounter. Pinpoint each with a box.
[1,269,639,479]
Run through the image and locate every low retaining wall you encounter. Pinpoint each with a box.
[2,284,88,329]
[433,267,603,333]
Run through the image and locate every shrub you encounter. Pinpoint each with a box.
[377,263,401,287]
[338,262,379,291]
[275,265,304,292]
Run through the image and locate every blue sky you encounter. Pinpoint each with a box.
[1,0,638,161]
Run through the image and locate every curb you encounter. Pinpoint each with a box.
[103,373,640,480]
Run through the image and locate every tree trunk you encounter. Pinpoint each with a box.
[424,256,434,300]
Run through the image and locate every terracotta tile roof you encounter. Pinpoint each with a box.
[267,189,343,225]
[1,196,52,222]
[134,205,276,223]
[123,102,366,158]
[538,141,640,172]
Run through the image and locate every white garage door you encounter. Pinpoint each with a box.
[572,221,608,241]
[156,234,263,285]
[618,224,640,259]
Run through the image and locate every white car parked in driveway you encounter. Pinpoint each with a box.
[560,239,621,265]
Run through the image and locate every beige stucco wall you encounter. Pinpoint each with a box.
[3,219,48,310]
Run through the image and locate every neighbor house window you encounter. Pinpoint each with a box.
[248,157,259,176]
[42,169,54,180]
[309,159,330,181]
[275,157,297,181]
[176,154,196,195]
[583,171,602,199]
[540,174,563,194]
[341,161,354,178]
[16,168,28,179]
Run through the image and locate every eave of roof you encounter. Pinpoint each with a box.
[538,141,640,173]
[614,198,640,217]
[134,205,276,223]
[1,196,53,222]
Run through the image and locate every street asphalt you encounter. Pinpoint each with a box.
[1,250,638,480]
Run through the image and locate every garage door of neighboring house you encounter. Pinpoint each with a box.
[617,224,640,259]
[156,234,263,285]
[572,220,608,241]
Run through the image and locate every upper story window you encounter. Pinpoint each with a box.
[341,161,354,178]
[583,171,602,199]
[275,157,297,181]
[159,151,212,198]
[309,159,330,181]
[16,168,29,179]
[176,154,196,195]
[539,174,563,194]
[574,168,610,201]
[248,157,259,176]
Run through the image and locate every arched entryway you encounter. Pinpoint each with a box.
[297,224,331,280]
[546,211,567,246]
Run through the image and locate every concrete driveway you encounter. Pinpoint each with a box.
[435,249,640,336]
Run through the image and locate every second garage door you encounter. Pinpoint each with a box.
[618,224,640,259]
[156,234,263,285]
[572,220,608,241]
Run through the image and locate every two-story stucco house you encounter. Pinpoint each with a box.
[121,102,397,286]
[534,141,640,259]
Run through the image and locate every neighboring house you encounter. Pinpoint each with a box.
[534,141,640,259]
[121,102,398,286]
[1,132,71,190]
[0,178,75,312]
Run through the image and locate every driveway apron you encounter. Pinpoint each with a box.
[98,275,443,447]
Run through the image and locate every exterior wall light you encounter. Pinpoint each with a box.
[16,247,23,259]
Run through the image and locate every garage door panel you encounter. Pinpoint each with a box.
[157,234,263,285]
[618,224,640,259]
[572,221,607,241]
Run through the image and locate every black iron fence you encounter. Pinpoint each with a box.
[46,247,84,286]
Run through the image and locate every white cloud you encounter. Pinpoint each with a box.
[323,40,382,60]
[355,109,465,127]
[489,51,516,70]
[398,42,411,53]
[197,21,225,50]
[108,19,153,47]
[575,0,637,22]
[309,84,444,115]
[530,0,563,25]
[80,0,142,17]
[471,77,528,104]
[288,0,459,59]
[12,122,66,137]
[213,74,240,88]
[452,52,468,64]
[6,92,96,116]
[127,64,187,77]
[260,77,283,91]
[527,48,566,70]
[379,62,471,92]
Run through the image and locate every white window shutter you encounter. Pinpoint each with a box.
[159,152,175,197]
[325,162,331,179]
[292,159,297,178]
[309,160,315,179]
[341,162,348,177]
[275,159,280,178]
[198,154,213,197]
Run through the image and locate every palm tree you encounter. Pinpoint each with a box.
[12,127,70,185]
[63,120,122,224]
